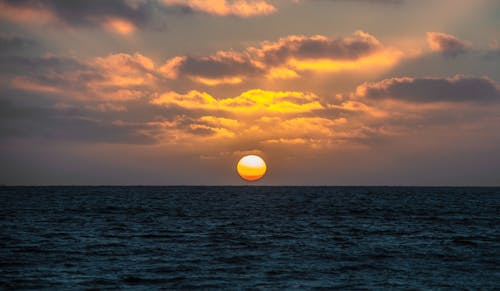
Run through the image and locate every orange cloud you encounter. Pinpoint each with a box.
[158,75,496,150]
[92,53,156,86]
[286,48,403,73]
[103,18,137,35]
[151,89,325,114]
[146,87,369,150]
[0,2,56,23]
[4,48,438,151]
[265,67,300,80]
[160,31,403,84]
[327,100,388,118]
[163,0,277,17]
[190,76,244,86]
[8,53,157,101]
[150,113,350,150]
[12,54,495,152]
[427,32,470,57]
[0,0,150,36]
[6,52,391,149]
[11,77,62,94]
[82,53,158,101]
[273,116,346,137]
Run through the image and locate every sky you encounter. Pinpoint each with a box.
[0,0,499,186]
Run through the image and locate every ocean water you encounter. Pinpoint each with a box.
[0,186,499,290]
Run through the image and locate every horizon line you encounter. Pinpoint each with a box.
[1,184,499,188]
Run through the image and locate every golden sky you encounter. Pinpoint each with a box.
[0,0,499,185]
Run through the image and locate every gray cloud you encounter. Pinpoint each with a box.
[484,49,500,60]
[427,32,469,58]
[179,55,263,79]
[0,55,88,78]
[0,98,159,144]
[314,0,403,4]
[358,75,500,103]
[162,0,276,17]
[0,35,39,54]
[0,55,104,98]
[0,0,161,28]
[0,53,161,102]
[261,32,381,65]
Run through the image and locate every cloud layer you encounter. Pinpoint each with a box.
[2,30,497,150]
[0,28,498,168]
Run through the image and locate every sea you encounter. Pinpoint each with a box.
[0,186,499,290]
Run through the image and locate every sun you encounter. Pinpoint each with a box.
[237,155,267,181]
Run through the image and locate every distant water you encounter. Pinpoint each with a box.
[1,186,499,289]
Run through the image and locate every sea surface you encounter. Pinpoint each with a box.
[0,186,499,290]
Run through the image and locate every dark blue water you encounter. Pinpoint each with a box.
[1,186,499,289]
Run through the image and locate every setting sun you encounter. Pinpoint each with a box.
[237,155,267,181]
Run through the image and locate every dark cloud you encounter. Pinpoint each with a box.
[0,35,39,54]
[179,55,263,79]
[0,0,160,28]
[0,55,101,97]
[427,32,469,58]
[0,53,159,101]
[0,55,87,76]
[358,75,500,103]
[0,98,158,144]
[484,49,500,60]
[162,0,276,17]
[314,0,403,4]
[260,32,381,65]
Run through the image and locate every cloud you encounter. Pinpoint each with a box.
[147,88,358,148]
[0,99,158,144]
[0,0,278,36]
[145,85,423,150]
[153,114,349,149]
[160,51,264,84]
[483,40,500,59]
[0,0,159,35]
[256,31,382,64]
[151,89,325,114]
[310,0,403,4]
[0,55,85,73]
[160,31,402,84]
[0,34,39,54]
[3,53,158,101]
[162,0,277,17]
[102,17,137,35]
[427,32,469,57]
[341,75,500,150]
[1,32,400,99]
[355,75,500,103]
[4,71,499,150]
[2,29,496,151]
